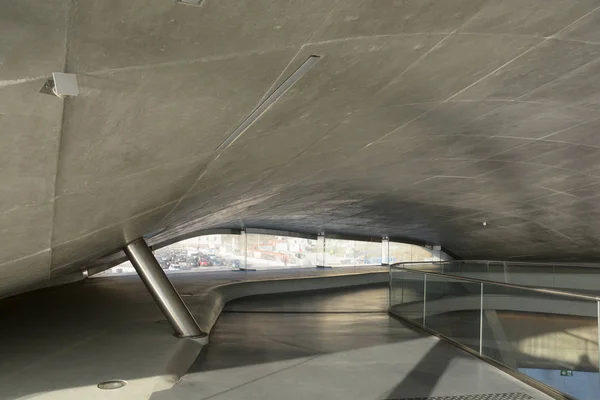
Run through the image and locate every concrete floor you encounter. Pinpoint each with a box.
[0,267,383,400]
[151,286,553,400]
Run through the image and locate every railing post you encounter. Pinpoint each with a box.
[388,264,392,310]
[597,301,600,372]
[480,282,484,355]
[423,274,427,326]
[401,268,404,304]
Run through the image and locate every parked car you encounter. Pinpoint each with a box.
[179,262,193,270]
[198,256,212,267]
[209,255,226,266]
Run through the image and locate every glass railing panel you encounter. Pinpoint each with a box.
[426,261,558,287]
[481,284,600,400]
[401,262,444,273]
[440,260,477,275]
[502,264,555,287]
[553,265,600,296]
[423,274,482,352]
[389,268,425,323]
[411,261,600,294]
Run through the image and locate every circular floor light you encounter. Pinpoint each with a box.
[97,380,127,390]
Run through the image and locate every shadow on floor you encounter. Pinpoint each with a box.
[383,341,451,399]
[151,290,476,400]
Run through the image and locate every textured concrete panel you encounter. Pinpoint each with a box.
[162,187,282,239]
[216,120,335,178]
[459,0,600,36]
[377,34,541,105]
[0,251,50,298]
[52,160,202,245]
[222,104,432,182]
[57,48,297,194]
[403,136,530,160]
[0,204,53,265]
[455,39,600,100]
[8,1,600,297]
[491,141,575,162]
[316,0,486,39]
[304,105,432,155]
[471,163,600,193]
[0,0,68,80]
[529,144,600,173]
[455,102,596,139]
[68,0,335,72]
[51,204,173,271]
[384,101,504,139]
[0,80,62,212]
[546,118,600,147]
[522,58,600,110]
[248,35,445,135]
[557,6,600,43]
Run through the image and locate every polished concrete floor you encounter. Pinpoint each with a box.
[0,267,382,400]
[151,286,553,400]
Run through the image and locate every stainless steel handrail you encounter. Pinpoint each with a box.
[391,265,600,302]
[392,260,600,268]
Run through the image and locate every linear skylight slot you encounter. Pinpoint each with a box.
[217,55,320,150]
[177,0,204,6]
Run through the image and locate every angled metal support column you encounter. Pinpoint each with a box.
[124,238,205,338]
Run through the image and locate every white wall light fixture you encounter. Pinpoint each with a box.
[40,72,79,98]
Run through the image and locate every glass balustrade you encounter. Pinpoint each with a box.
[389,263,600,400]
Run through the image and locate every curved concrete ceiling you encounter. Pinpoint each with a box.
[4,0,600,296]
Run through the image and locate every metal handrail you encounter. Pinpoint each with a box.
[392,259,600,268]
[390,264,600,302]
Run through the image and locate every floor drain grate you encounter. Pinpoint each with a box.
[387,393,534,400]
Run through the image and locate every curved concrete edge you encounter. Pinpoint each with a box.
[186,271,388,335]
[147,271,388,398]
[151,336,206,393]
[1,270,85,301]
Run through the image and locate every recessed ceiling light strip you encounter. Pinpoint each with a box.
[217,55,320,150]
[177,0,204,6]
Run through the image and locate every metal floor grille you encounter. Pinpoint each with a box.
[388,393,534,400]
